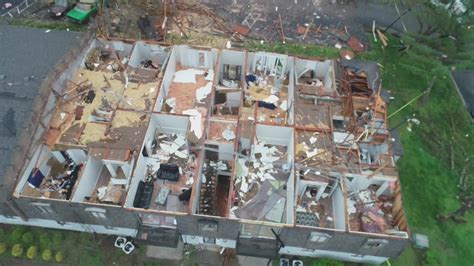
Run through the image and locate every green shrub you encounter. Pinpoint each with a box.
[312,258,344,266]
[42,249,52,261]
[52,232,62,246]
[0,228,5,241]
[55,251,64,263]
[39,233,51,249]
[26,246,38,259]
[0,243,6,254]
[11,227,25,242]
[11,244,23,257]
[22,232,34,244]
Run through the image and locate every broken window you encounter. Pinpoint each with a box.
[223,64,241,81]
[308,232,331,243]
[203,237,216,244]
[198,52,206,68]
[241,224,279,239]
[362,238,388,250]
[31,202,55,214]
[198,219,218,234]
[86,207,107,219]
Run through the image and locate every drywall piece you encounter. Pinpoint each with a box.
[222,129,236,141]
[173,69,205,83]
[111,178,128,185]
[183,109,203,139]
[105,163,118,178]
[262,95,279,104]
[280,100,288,111]
[205,69,214,81]
[196,82,212,103]
[166,97,177,111]
[236,159,249,178]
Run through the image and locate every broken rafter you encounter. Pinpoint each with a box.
[367,161,391,179]
[303,20,313,41]
[376,29,388,47]
[276,14,285,43]
[171,16,189,39]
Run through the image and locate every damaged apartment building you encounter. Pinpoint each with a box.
[0,36,409,264]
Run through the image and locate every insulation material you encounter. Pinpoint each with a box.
[173,69,205,83]
[195,82,212,103]
[222,129,236,141]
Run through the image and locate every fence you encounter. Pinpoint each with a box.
[1,0,39,17]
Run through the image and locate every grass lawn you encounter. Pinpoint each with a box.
[0,224,155,265]
[4,17,87,32]
[359,36,474,265]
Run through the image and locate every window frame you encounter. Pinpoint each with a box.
[307,231,332,244]
[362,238,388,250]
[31,202,55,214]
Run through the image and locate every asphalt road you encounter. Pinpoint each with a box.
[0,0,28,16]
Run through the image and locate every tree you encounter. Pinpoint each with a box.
[11,244,23,257]
[27,246,38,259]
[42,249,52,261]
[39,233,51,249]
[55,251,64,263]
[52,232,62,247]
[0,243,6,254]
[11,227,24,242]
[22,232,34,244]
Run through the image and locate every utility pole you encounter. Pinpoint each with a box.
[383,8,411,33]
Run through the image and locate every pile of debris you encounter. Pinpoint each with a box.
[347,187,394,234]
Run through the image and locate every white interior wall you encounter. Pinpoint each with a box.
[78,38,99,68]
[191,150,205,214]
[286,167,295,224]
[219,50,245,78]
[128,42,169,68]
[332,185,346,230]
[211,48,219,66]
[177,45,214,69]
[52,151,66,164]
[297,180,328,201]
[218,143,234,161]
[72,156,103,202]
[155,48,177,111]
[226,91,242,107]
[287,57,295,125]
[66,149,87,164]
[240,138,251,151]
[125,114,189,207]
[15,145,52,194]
[256,124,293,146]
[246,53,255,74]
[295,59,333,89]
[323,61,334,90]
[96,39,133,59]
[251,52,288,79]
[110,41,134,56]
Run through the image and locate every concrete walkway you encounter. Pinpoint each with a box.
[146,241,184,261]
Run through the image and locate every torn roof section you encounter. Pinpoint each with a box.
[341,59,381,92]
[44,38,170,152]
